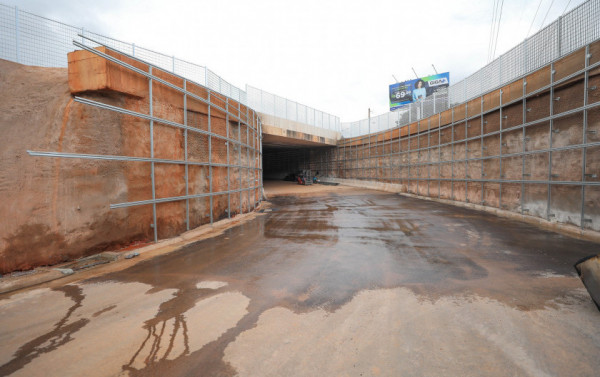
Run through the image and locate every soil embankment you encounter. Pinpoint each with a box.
[0,59,152,273]
[0,55,258,274]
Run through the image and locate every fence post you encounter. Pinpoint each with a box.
[172,55,175,73]
[132,43,136,57]
[15,6,19,64]
[499,53,503,85]
[557,16,562,58]
[523,38,527,75]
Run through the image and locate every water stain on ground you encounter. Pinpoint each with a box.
[0,285,87,376]
[83,191,598,376]
[2,191,599,376]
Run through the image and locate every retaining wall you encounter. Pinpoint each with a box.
[310,40,600,235]
[0,46,261,273]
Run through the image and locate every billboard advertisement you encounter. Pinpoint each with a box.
[389,72,450,111]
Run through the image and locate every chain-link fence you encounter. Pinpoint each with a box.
[0,4,246,104]
[342,0,600,138]
[246,85,341,132]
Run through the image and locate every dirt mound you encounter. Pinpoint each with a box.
[0,59,152,273]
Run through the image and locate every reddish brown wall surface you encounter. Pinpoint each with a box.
[324,41,600,234]
[0,50,261,273]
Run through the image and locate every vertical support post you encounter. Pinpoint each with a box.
[407,122,412,190]
[368,109,372,182]
[416,121,420,194]
[208,91,213,224]
[132,43,136,57]
[581,45,590,228]
[149,67,158,243]
[184,80,189,230]
[343,141,346,179]
[557,16,562,59]
[522,78,527,214]
[438,113,441,198]
[172,55,175,73]
[465,103,469,202]
[226,98,231,219]
[481,97,485,204]
[547,64,555,220]
[427,118,431,196]
[499,89,503,208]
[246,106,251,211]
[238,102,242,216]
[451,108,455,200]
[15,7,19,64]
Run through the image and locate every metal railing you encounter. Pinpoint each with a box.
[0,3,342,134]
[27,37,263,242]
[342,0,600,138]
[246,85,341,132]
[323,38,600,232]
[0,3,246,104]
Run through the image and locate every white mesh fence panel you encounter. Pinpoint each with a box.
[246,85,341,132]
[342,0,600,137]
[0,4,245,104]
[2,1,599,137]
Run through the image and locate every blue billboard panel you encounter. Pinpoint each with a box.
[389,72,450,111]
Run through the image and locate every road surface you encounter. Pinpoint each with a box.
[1,187,599,376]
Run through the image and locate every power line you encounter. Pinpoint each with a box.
[562,0,572,15]
[487,0,499,62]
[488,0,503,62]
[491,0,505,61]
[527,0,544,37]
[539,0,556,30]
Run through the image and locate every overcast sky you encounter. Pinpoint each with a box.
[3,0,586,121]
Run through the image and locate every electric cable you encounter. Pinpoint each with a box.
[539,0,556,29]
[562,0,572,15]
[491,0,505,61]
[488,0,498,62]
[527,0,545,37]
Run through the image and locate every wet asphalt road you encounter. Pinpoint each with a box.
[1,190,599,376]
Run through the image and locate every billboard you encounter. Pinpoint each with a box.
[389,72,450,111]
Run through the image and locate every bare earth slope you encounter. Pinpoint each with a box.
[0,59,150,273]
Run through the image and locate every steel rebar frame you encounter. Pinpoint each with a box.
[28,39,263,242]
[333,41,600,230]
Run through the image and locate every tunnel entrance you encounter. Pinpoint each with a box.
[262,133,335,182]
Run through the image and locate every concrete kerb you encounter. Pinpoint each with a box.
[0,205,265,296]
[324,178,408,194]
[399,192,600,244]
[328,178,600,244]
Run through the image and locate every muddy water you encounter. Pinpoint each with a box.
[1,191,598,376]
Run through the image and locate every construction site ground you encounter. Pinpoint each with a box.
[0,182,599,377]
